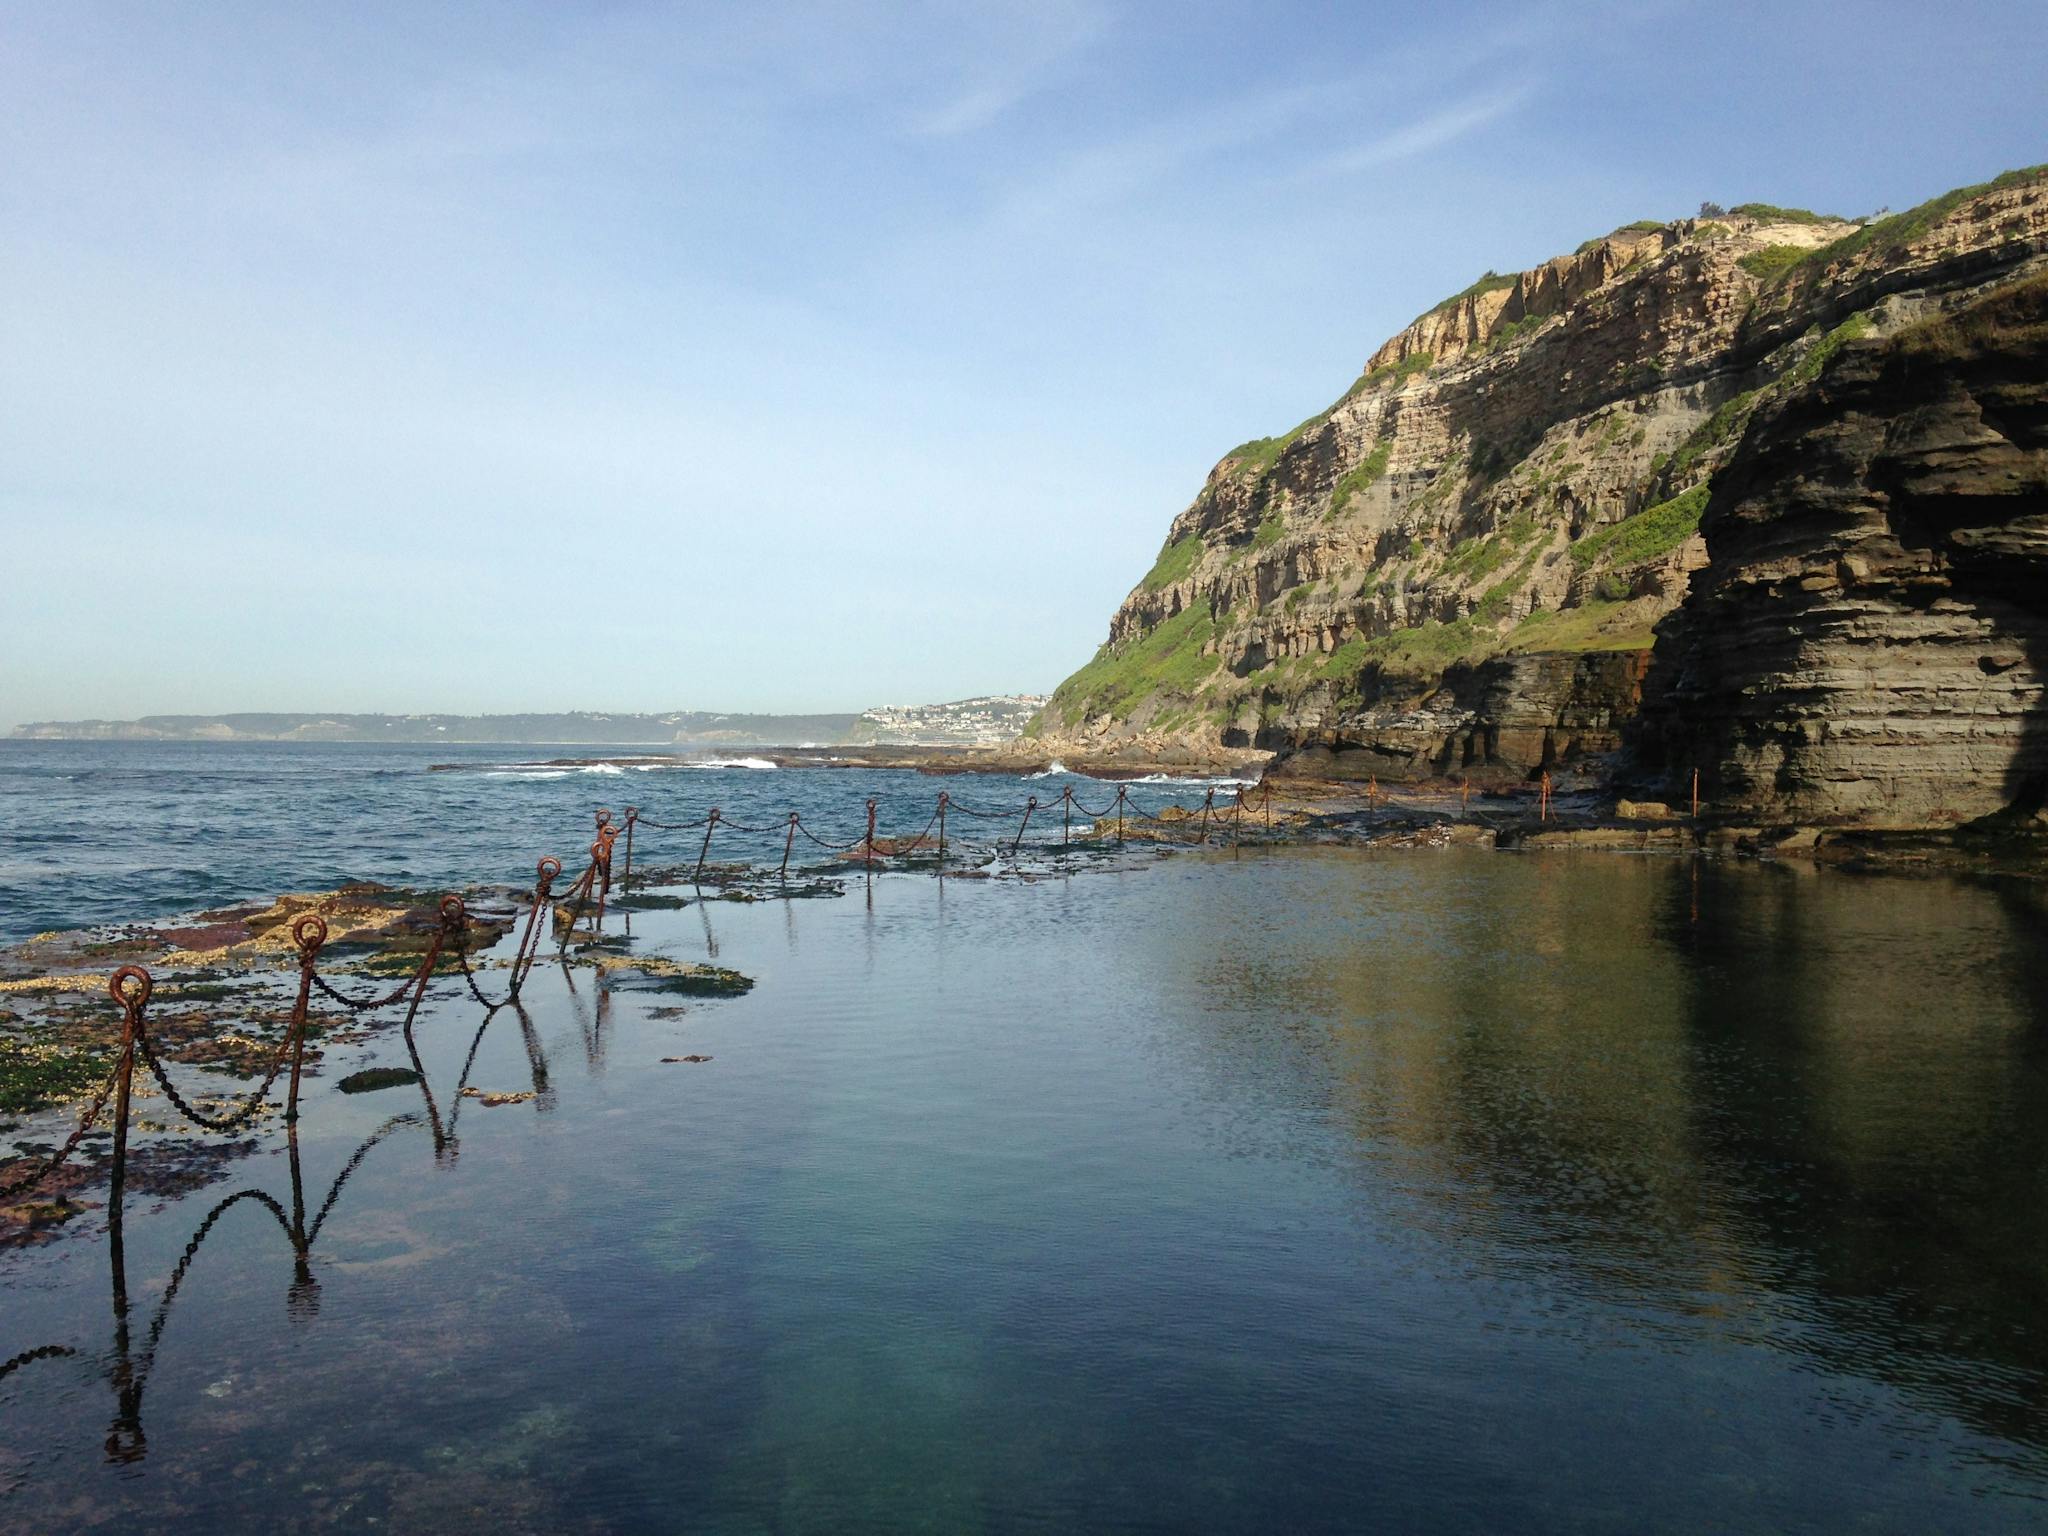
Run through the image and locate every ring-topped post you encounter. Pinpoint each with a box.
[284,915,328,1122]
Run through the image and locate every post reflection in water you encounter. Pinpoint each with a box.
[2,992,557,1469]
[1,849,2045,1533]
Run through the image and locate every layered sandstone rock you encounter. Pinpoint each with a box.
[1034,169,2048,802]
[1632,272,2048,827]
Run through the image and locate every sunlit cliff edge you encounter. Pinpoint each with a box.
[1031,168,2048,829]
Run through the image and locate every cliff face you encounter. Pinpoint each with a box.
[1633,272,2048,827]
[1035,170,2048,793]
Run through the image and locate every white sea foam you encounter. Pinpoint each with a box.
[483,768,571,780]
[1126,773,1260,788]
[1025,761,1069,779]
[687,757,778,771]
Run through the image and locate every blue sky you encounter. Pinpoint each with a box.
[2,1,2041,724]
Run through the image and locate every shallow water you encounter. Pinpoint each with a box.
[0,740,1215,945]
[2,748,2047,1532]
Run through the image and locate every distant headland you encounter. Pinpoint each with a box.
[7,696,1047,749]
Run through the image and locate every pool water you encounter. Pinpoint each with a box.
[2,782,2046,1531]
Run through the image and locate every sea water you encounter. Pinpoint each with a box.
[0,743,2044,1532]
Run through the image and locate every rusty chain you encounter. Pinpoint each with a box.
[0,969,147,1203]
[132,918,325,1135]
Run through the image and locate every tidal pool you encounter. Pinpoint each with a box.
[2,847,2045,1533]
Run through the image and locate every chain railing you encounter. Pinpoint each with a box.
[6,770,1558,1209]
[614,776,1286,883]
[0,873,576,1206]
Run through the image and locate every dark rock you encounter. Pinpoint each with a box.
[1632,272,2048,828]
[337,1068,423,1094]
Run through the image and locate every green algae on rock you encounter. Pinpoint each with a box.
[590,955,754,996]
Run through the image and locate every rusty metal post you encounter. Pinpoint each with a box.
[865,798,878,872]
[1263,780,1272,827]
[1234,787,1245,846]
[937,792,948,869]
[284,915,327,1123]
[594,830,619,926]
[781,812,797,878]
[1012,796,1036,857]
[622,808,637,882]
[696,809,721,883]
[1199,787,1214,843]
[595,807,612,836]
[1691,768,1700,820]
[1540,770,1552,822]
[1116,784,1126,843]
[514,857,560,996]
[107,967,149,1219]
[1062,785,1072,847]
[402,897,461,1029]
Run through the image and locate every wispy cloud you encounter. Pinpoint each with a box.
[906,0,1108,136]
[1306,86,1535,178]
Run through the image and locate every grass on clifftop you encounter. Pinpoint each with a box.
[1346,350,1435,397]
[1729,202,1838,225]
[1765,165,2048,282]
[1223,408,1328,478]
[1046,605,1221,721]
[1140,534,1203,592]
[1430,270,1516,315]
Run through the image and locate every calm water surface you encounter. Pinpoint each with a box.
[1,744,2045,1532]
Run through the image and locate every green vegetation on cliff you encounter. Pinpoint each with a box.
[1728,202,1835,225]
[1141,534,1203,592]
[1766,165,2047,283]
[1046,605,1221,720]
[1508,600,1656,653]
[1224,408,1328,478]
[1788,311,1874,387]
[1571,484,1709,570]
[1430,270,1515,314]
[1658,389,1761,482]
[1328,439,1392,517]
[1349,350,1434,396]
[1737,244,1808,280]
[1038,163,2042,753]
[1440,515,1540,584]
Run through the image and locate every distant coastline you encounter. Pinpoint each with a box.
[5,697,1048,749]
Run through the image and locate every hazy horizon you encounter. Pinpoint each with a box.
[5,1,2044,730]
[3,699,1044,730]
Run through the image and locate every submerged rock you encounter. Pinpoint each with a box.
[337,1067,423,1094]
[459,1087,537,1107]
[591,955,754,996]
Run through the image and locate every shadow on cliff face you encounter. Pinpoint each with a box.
[1629,271,2048,828]
[1875,273,2048,828]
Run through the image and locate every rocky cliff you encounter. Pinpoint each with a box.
[1632,270,2048,828]
[1033,168,2048,803]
